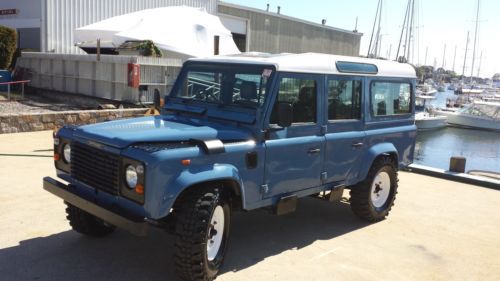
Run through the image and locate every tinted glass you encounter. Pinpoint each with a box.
[328,79,361,120]
[173,67,273,108]
[336,61,378,74]
[270,77,317,124]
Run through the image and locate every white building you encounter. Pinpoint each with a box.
[0,0,217,53]
[1,0,361,57]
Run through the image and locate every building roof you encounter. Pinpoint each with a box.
[189,52,417,78]
[218,1,362,37]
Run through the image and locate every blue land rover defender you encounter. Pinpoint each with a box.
[45,53,416,281]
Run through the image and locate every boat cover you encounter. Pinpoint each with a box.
[74,6,241,57]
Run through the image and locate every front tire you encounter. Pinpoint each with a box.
[65,202,116,237]
[350,157,398,222]
[174,186,231,281]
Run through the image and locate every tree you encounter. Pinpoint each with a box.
[0,25,17,69]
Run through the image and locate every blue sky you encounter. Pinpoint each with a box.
[222,0,499,78]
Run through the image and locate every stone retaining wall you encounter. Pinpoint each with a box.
[0,108,147,134]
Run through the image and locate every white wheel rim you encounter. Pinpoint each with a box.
[370,171,391,208]
[207,205,224,261]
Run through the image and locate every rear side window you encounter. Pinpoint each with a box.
[328,79,361,120]
[371,82,411,116]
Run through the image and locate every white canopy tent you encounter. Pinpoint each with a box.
[74,6,241,58]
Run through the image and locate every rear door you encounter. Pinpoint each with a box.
[324,75,366,185]
[264,73,325,198]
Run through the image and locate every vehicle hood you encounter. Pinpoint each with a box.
[73,116,253,148]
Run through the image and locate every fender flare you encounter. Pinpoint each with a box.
[153,164,245,219]
[358,143,399,182]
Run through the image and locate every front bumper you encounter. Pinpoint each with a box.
[43,177,149,236]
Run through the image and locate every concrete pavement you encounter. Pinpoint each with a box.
[0,130,499,281]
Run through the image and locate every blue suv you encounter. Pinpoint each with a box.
[45,53,417,281]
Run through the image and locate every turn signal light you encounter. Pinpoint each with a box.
[135,184,145,194]
[181,159,191,166]
[54,153,60,161]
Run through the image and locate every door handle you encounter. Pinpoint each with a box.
[351,142,364,148]
[308,148,321,154]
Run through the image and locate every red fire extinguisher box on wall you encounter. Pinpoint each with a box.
[127,63,140,88]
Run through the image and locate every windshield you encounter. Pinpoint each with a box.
[171,64,275,109]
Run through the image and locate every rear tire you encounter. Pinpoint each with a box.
[350,157,398,222]
[65,202,116,237]
[174,186,231,281]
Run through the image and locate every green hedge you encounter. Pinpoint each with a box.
[0,25,17,70]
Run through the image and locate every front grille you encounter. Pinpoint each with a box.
[71,142,120,194]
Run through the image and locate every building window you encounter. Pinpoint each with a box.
[371,82,411,116]
[328,79,361,120]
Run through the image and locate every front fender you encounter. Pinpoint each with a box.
[358,143,398,182]
[152,164,245,219]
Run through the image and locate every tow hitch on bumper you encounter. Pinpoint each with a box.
[43,177,149,236]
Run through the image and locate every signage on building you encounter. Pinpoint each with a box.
[0,9,18,16]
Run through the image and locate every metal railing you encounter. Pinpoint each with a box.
[0,80,31,100]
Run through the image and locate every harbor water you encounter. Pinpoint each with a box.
[414,89,500,172]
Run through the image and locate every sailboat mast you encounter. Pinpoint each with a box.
[407,0,415,63]
[470,0,480,82]
[367,0,382,57]
[452,45,457,72]
[476,51,482,77]
[396,0,411,61]
[462,31,469,78]
[442,44,446,68]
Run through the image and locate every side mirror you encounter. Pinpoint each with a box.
[277,102,293,128]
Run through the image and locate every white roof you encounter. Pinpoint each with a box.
[189,53,417,78]
[74,6,241,58]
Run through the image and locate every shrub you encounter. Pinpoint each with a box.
[135,40,162,57]
[0,25,17,69]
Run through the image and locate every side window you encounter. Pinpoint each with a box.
[270,77,317,124]
[328,79,361,120]
[371,82,411,116]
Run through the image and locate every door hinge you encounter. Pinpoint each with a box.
[320,125,327,135]
[260,184,269,194]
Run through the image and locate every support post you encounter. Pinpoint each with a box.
[214,36,220,55]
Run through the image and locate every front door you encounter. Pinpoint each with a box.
[264,73,325,198]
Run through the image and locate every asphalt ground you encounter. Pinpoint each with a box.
[0,130,499,281]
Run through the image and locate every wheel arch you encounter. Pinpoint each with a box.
[358,143,399,182]
[154,164,245,219]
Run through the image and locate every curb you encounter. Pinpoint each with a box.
[406,163,500,191]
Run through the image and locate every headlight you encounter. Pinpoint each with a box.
[63,144,71,163]
[125,164,143,188]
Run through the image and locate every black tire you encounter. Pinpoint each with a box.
[65,202,116,237]
[174,186,231,281]
[350,157,398,222]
